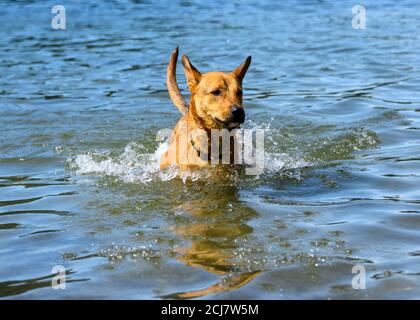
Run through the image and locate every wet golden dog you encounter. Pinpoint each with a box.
[160,47,251,170]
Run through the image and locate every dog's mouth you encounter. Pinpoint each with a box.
[214,117,241,129]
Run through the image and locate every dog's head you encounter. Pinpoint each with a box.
[182,54,251,130]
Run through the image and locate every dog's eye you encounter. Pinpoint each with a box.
[211,89,222,96]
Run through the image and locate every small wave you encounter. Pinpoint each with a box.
[67,125,378,184]
[69,142,171,183]
[68,141,308,184]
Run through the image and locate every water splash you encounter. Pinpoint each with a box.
[69,142,173,183]
[68,145,308,184]
[67,125,378,184]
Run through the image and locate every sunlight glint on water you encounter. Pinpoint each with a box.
[1,0,420,299]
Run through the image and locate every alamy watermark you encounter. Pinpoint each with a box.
[352,5,366,30]
[51,5,66,30]
[51,265,66,289]
[351,264,366,290]
[157,122,265,175]
[51,4,366,31]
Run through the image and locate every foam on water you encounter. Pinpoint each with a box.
[69,142,309,184]
[70,141,174,183]
[67,125,379,184]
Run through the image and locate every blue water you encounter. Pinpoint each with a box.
[1,0,420,299]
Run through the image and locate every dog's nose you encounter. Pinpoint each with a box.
[232,108,245,123]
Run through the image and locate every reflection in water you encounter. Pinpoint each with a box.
[162,184,262,299]
[2,0,420,299]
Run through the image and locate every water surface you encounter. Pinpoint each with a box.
[1,0,420,299]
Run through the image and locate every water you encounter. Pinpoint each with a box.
[1,0,420,299]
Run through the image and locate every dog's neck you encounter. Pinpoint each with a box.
[188,98,209,132]
[187,98,210,158]
[187,97,237,163]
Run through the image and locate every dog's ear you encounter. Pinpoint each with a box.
[232,56,252,82]
[182,55,201,91]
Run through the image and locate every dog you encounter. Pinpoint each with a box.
[160,47,251,171]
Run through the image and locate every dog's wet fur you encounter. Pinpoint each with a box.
[160,47,251,170]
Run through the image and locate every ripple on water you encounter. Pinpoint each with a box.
[1,0,420,299]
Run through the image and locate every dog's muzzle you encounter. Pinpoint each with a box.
[215,108,245,129]
[231,108,245,124]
